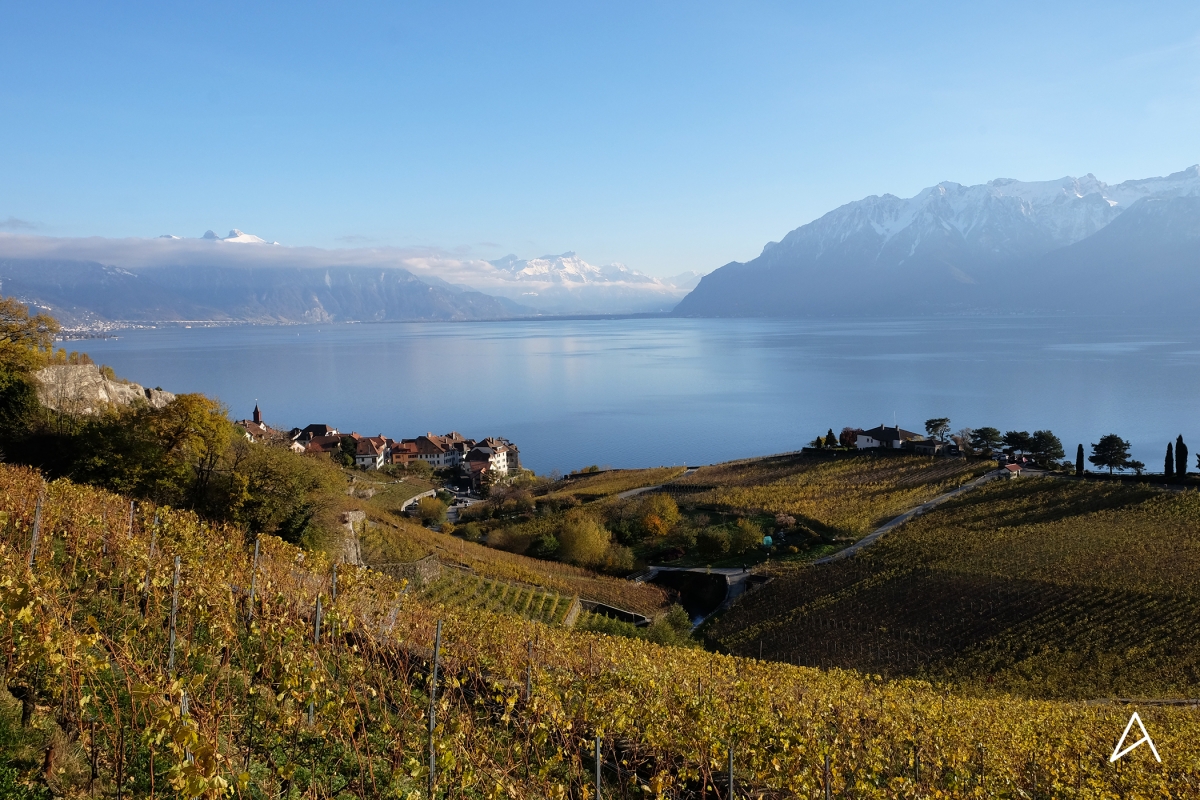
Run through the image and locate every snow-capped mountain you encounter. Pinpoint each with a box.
[675,166,1200,316]
[490,252,664,285]
[481,252,692,313]
[201,229,279,244]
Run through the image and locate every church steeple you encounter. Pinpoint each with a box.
[253,403,261,425]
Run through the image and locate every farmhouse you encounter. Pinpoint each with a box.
[856,425,922,450]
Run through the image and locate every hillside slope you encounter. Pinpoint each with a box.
[2,464,1189,796]
[707,477,1200,699]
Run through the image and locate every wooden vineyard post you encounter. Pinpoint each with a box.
[429,619,443,799]
[728,741,734,799]
[310,595,322,724]
[167,556,181,674]
[26,491,43,570]
[127,501,135,539]
[526,640,533,703]
[142,514,158,615]
[332,562,338,602]
[824,753,831,800]
[595,734,601,800]
[247,536,260,623]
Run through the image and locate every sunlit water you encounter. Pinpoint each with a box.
[76,316,1200,475]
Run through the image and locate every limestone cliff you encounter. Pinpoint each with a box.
[35,364,175,415]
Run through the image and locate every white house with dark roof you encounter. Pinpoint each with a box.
[856,424,923,450]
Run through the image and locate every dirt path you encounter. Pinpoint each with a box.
[616,467,699,499]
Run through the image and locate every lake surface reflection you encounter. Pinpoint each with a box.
[78,316,1200,475]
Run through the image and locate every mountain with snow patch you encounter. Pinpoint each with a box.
[202,229,279,244]
[482,252,692,313]
[674,166,1200,316]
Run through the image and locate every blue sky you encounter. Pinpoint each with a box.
[2,1,1199,276]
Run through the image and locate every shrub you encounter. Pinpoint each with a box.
[697,528,730,559]
[557,510,611,567]
[731,518,763,554]
[416,496,447,525]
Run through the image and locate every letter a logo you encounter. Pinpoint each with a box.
[1110,712,1161,763]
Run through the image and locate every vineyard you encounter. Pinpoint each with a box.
[707,477,1200,699]
[2,463,1196,798]
[672,453,990,538]
[417,571,579,627]
[361,513,669,616]
[541,467,688,502]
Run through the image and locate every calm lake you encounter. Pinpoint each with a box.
[76,316,1200,475]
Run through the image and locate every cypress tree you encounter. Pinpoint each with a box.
[1075,444,1084,476]
[1166,443,1175,479]
[1177,435,1189,481]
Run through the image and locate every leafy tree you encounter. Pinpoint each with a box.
[809,435,826,448]
[1165,443,1175,479]
[1076,443,1084,476]
[1177,435,1188,481]
[0,297,59,372]
[1089,434,1132,474]
[970,427,1003,454]
[925,418,951,441]
[640,494,680,537]
[1129,460,1146,476]
[954,427,974,455]
[416,496,448,525]
[1030,430,1064,464]
[338,435,357,467]
[839,427,860,447]
[0,368,40,440]
[220,438,344,543]
[1003,430,1032,454]
[730,518,763,554]
[557,510,611,567]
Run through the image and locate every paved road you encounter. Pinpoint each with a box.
[812,468,1005,564]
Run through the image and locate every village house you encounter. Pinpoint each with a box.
[288,423,339,444]
[355,435,389,470]
[406,432,474,469]
[305,431,358,456]
[855,424,923,450]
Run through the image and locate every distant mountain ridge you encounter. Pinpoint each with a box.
[0,256,531,325]
[674,166,1200,316]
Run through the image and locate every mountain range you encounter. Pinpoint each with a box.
[0,234,693,324]
[674,166,1200,316]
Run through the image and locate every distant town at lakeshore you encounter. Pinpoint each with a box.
[233,403,520,492]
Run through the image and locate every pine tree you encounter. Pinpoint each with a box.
[824,428,838,448]
[1075,444,1084,476]
[1166,443,1175,479]
[1177,435,1188,481]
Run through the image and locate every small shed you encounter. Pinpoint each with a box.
[1004,463,1022,479]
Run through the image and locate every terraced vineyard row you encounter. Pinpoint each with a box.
[1,464,1193,798]
[418,570,578,626]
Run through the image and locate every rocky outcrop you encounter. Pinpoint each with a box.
[35,364,175,415]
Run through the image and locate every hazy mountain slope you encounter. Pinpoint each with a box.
[0,258,531,324]
[675,166,1200,316]
[1027,195,1200,311]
